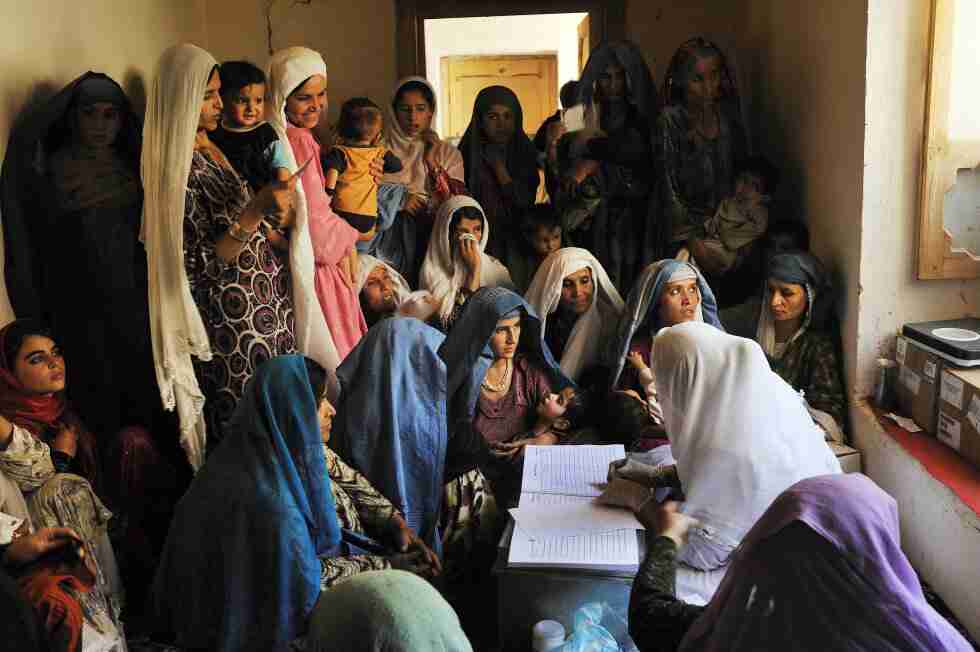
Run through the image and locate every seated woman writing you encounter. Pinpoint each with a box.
[606,260,722,443]
[524,247,625,391]
[602,321,840,574]
[419,196,514,333]
[152,355,438,652]
[619,474,974,652]
[755,250,846,436]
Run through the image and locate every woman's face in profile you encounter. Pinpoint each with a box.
[317,396,336,445]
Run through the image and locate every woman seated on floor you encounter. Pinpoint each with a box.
[622,474,974,652]
[152,355,439,652]
[524,247,625,394]
[605,259,722,445]
[356,254,438,327]
[755,250,846,436]
[0,498,106,652]
[439,287,577,521]
[0,319,176,635]
[331,318,450,555]
[601,321,840,573]
[419,196,514,332]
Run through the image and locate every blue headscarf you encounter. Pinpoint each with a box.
[439,287,572,432]
[152,355,341,652]
[333,318,447,554]
[607,259,723,389]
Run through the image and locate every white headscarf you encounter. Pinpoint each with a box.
[266,47,342,378]
[653,321,841,571]
[419,195,514,323]
[524,247,624,381]
[356,254,411,299]
[382,76,463,195]
[141,43,218,470]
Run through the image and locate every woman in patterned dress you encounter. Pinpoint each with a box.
[141,44,304,463]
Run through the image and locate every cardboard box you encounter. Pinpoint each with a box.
[936,367,980,470]
[895,335,945,434]
[830,442,862,473]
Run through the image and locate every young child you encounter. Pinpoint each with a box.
[322,98,403,241]
[691,156,780,275]
[209,61,291,193]
[491,387,577,460]
[511,204,563,292]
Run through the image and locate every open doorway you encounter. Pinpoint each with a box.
[425,13,588,140]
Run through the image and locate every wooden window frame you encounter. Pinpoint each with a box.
[394,0,625,81]
[918,0,980,279]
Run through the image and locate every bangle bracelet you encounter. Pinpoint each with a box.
[228,221,255,243]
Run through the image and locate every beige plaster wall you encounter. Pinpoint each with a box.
[857,0,979,396]
[0,0,209,325]
[203,0,396,128]
[737,0,869,401]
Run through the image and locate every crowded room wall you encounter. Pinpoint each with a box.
[0,0,210,327]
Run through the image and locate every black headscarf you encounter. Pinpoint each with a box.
[0,72,141,318]
[456,85,540,200]
[767,251,834,330]
[577,40,658,122]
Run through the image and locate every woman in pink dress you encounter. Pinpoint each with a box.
[267,47,367,361]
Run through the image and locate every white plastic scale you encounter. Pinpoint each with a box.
[902,318,980,367]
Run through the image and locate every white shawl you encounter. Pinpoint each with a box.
[419,195,514,323]
[653,321,841,570]
[266,47,342,378]
[524,247,624,381]
[140,43,218,470]
[356,254,411,300]
[381,76,464,195]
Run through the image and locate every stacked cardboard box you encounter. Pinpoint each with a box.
[894,335,945,434]
[936,368,980,470]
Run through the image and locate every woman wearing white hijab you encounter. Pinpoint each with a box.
[649,321,840,571]
[267,46,367,362]
[141,44,299,468]
[419,195,514,332]
[382,77,465,218]
[524,247,624,382]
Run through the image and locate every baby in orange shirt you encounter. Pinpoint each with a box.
[322,98,403,241]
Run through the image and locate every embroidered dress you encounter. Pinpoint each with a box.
[182,150,296,437]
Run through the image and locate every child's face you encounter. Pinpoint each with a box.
[530,225,562,258]
[537,392,568,420]
[224,83,265,128]
[352,107,383,143]
[735,172,764,202]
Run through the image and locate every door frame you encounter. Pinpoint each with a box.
[440,53,559,138]
[395,0,626,80]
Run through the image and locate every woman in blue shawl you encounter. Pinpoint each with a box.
[151,355,439,652]
[332,317,448,553]
[605,260,722,445]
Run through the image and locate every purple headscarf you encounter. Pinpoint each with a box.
[679,474,973,652]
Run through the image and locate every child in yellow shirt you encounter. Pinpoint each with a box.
[322,98,403,241]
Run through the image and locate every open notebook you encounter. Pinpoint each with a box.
[506,445,642,572]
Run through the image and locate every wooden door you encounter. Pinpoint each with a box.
[441,54,558,140]
[577,14,591,74]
